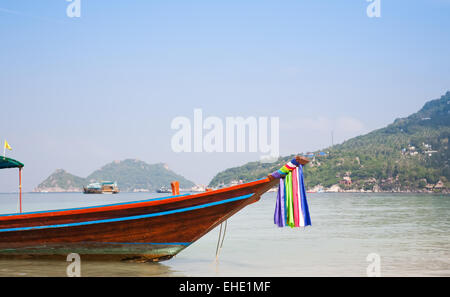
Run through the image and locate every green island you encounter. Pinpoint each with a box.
[35,159,195,192]
[209,92,450,193]
[35,92,449,194]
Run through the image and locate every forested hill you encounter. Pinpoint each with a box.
[35,159,195,192]
[209,92,450,193]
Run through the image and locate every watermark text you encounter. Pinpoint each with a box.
[66,0,81,18]
[366,253,381,277]
[66,253,81,277]
[171,109,280,162]
[366,0,381,18]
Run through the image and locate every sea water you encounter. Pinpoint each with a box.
[0,192,448,277]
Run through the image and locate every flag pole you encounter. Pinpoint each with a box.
[19,168,22,213]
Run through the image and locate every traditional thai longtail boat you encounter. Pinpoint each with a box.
[0,156,309,262]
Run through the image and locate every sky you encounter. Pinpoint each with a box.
[0,0,449,192]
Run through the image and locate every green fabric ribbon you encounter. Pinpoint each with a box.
[285,172,295,227]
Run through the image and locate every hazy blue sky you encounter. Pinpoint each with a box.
[1,0,449,191]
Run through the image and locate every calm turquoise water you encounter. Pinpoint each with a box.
[0,192,448,277]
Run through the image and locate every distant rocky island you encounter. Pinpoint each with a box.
[209,92,450,194]
[35,159,195,193]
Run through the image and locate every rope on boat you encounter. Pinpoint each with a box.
[220,220,227,250]
[215,220,227,262]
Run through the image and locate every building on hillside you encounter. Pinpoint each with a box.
[339,176,352,185]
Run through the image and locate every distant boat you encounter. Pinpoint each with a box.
[133,189,149,193]
[83,181,119,194]
[307,188,324,194]
[101,181,120,194]
[156,186,171,193]
[191,185,206,192]
[83,182,102,194]
[0,156,309,262]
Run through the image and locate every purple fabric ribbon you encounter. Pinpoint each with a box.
[274,178,286,227]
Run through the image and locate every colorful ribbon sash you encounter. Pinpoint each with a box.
[273,159,311,228]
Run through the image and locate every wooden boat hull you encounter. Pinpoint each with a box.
[0,178,276,261]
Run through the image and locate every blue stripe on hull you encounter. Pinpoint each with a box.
[0,193,190,217]
[0,193,254,233]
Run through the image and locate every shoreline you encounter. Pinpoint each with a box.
[1,190,447,195]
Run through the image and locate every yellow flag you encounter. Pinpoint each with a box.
[4,140,12,151]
